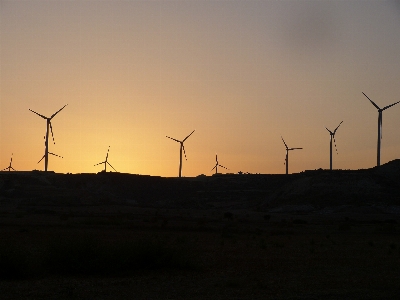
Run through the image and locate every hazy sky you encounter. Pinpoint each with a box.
[1,0,400,176]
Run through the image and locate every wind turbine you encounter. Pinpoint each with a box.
[211,154,228,175]
[281,136,302,175]
[166,130,195,177]
[29,104,67,172]
[325,121,343,171]
[2,153,16,171]
[362,92,400,166]
[94,146,117,172]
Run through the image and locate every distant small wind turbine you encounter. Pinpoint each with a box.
[362,92,400,166]
[211,154,228,175]
[2,153,16,171]
[29,104,67,172]
[166,130,195,177]
[281,136,302,175]
[325,121,343,171]
[94,146,117,172]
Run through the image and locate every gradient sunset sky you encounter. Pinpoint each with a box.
[1,0,400,176]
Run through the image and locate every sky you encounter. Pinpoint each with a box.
[1,0,400,177]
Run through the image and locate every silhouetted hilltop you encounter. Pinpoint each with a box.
[1,160,399,213]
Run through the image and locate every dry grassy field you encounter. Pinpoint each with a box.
[1,202,399,300]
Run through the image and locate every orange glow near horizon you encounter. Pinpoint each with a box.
[1,1,400,177]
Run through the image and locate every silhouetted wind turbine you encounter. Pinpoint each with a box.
[325,121,343,171]
[166,130,195,177]
[362,92,400,166]
[211,154,228,175]
[281,136,302,175]
[29,104,67,172]
[94,146,117,172]
[2,153,16,171]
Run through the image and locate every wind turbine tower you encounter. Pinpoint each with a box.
[325,121,343,171]
[94,146,117,172]
[211,154,228,175]
[2,153,16,171]
[29,105,67,172]
[166,130,195,177]
[362,92,400,166]
[281,136,302,175]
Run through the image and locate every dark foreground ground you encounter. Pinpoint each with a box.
[1,207,400,299]
[1,163,400,299]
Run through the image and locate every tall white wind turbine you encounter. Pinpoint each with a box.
[94,146,117,172]
[166,130,195,177]
[281,136,302,175]
[211,154,228,175]
[362,92,400,166]
[325,121,343,171]
[29,105,67,172]
[2,153,16,171]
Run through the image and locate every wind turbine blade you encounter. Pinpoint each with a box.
[183,145,187,160]
[29,109,47,119]
[219,164,228,170]
[215,154,218,162]
[211,165,216,171]
[37,155,45,164]
[50,104,68,119]
[48,152,63,158]
[292,148,303,150]
[334,121,343,134]
[333,137,339,154]
[49,121,56,144]
[382,100,400,111]
[362,92,381,110]
[10,154,13,164]
[281,136,288,149]
[183,130,195,142]
[107,162,117,172]
[106,146,110,161]
[325,127,333,134]
[94,161,105,166]
[166,136,181,143]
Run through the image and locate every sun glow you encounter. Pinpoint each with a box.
[2,1,400,176]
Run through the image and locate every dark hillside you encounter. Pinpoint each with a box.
[1,159,399,213]
[1,162,400,299]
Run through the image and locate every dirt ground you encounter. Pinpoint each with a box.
[1,204,400,299]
